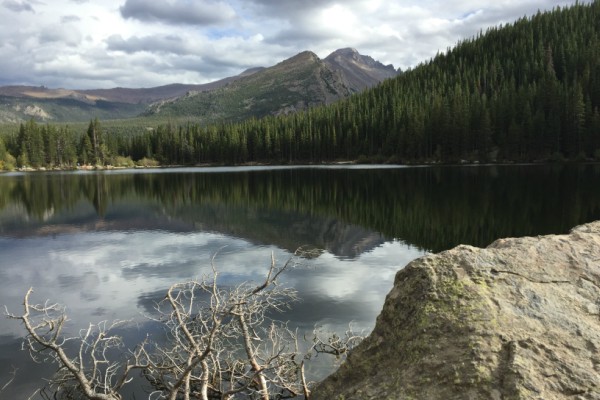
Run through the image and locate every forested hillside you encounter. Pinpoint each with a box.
[1,1,599,169]
[179,0,597,165]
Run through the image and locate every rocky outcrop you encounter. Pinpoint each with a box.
[313,222,600,399]
[23,104,52,120]
[324,47,399,91]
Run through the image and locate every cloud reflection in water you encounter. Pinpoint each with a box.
[0,229,424,398]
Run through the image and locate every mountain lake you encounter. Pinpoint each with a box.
[1,164,600,398]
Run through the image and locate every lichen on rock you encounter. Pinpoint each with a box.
[313,221,600,400]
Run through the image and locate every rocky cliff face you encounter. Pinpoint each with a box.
[314,222,600,400]
[324,47,398,91]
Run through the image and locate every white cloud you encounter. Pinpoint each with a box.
[0,0,582,88]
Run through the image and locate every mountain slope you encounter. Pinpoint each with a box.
[143,49,398,121]
[0,95,147,123]
[0,68,263,123]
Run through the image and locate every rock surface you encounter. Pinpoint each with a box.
[313,221,600,400]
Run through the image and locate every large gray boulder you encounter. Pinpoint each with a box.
[313,222,600,399]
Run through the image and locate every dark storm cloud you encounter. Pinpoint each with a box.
[120,0,236,26]
[3,0,34,12]
[106,34,192,55]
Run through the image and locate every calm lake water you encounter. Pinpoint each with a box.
[1,164,600,397]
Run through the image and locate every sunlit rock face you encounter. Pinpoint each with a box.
[313,221,600,400]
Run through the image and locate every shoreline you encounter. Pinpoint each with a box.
[2,158,600,174]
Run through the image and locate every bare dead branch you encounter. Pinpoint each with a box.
[308,324,365,361]
[0,366,17,393]
[7,251,363,400]
[6,288,149,400]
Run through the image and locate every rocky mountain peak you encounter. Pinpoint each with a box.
[328,47,360,57]
[281,50,320,65]
[326,47,393,70]
[324,47,399,91]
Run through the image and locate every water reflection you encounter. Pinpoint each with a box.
[0,230,420,397]
[1,164,600,252]
[0,232,406,335]
[1,164,600,397]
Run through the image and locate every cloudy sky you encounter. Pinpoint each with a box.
[0,0,580,89]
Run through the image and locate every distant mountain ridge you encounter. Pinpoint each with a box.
[0,48,397,123]
[0,68,264,123]
[144,48,399,121]
[80,67,265,104]
[0,68,263,105]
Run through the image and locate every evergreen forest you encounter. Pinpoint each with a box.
[1,1,600,169]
